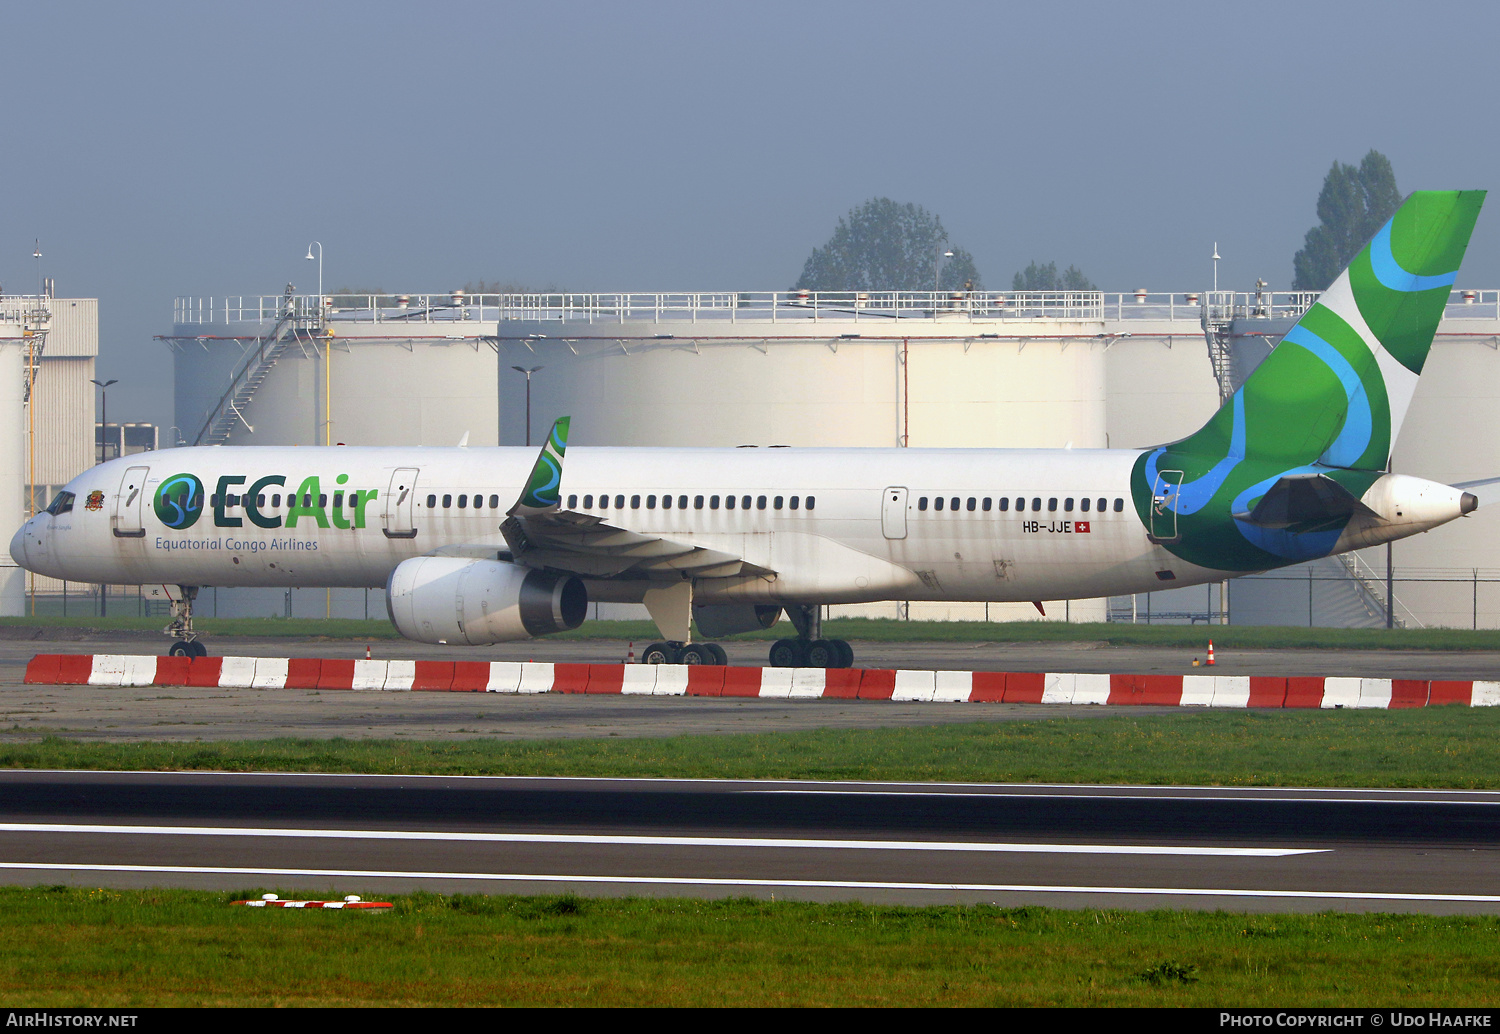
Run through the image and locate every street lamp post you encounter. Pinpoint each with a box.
[934,247,954,292]
[511,366,543,446]
[91,379,117,463]
[305,242,323,321]
[90,377,117,616]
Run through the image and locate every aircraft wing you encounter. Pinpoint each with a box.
[493,416,774,581]
[500,508,773,580]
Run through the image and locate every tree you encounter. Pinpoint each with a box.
[793,198,983,292]
[1292,150,1402,291]
[1011,261,1097,291]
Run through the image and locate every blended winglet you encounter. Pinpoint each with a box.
[509,416,570,515]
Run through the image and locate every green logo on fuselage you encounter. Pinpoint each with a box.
[154,474,205,529]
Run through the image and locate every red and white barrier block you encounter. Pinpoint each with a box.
[22,654,1500,708]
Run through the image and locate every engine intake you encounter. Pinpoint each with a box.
[386,556,587,645]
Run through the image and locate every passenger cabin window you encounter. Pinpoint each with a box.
[647,495,657,509]
[1114,498,1124,512]
[918,497,928,511]
[662,495,672,509]
[967,497,976,511]
[806,496,815,510]
[426,495,435,508]
[631,495,641,509]
[1098,497,1107,512]
[773,496,783,510]
[982,498,992,511]
[789,496,799,510]
[709,495,719,509]
[756,496,767,510]
[695,496,705,509]
[583,495,592,508]
[1064,498,1073,512]
[999,497,1009,511]
[1031,498,1041,511]
[615,495,625,508]
[678,495,688,509]
[1081,498,1090,512]
[1048,498,1058,512]
[568,494,578,508]
[742,495,752,510]
[726,495,735,509]
[934,497,943,511]
[442,494,452,508]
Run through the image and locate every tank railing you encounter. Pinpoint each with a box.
[172,289,1500,326]
[0,295,51,325]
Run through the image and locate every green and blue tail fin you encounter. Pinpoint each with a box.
[1133,190,1485,569]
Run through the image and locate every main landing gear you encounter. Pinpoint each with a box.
[768,604,853,669]
[164,585,208,658]
[640,641,728,666]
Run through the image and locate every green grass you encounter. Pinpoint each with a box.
[0,888,1495,1006]
[6,614,1500,650]
[7,708,1500,787]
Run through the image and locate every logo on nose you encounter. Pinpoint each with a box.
[154,474,205,530]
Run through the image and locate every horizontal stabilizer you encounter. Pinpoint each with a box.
[1453,475,1500,508]
[1233,473,1378,531]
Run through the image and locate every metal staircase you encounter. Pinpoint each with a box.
[1334,551,1420,629]
[193,286,312,446]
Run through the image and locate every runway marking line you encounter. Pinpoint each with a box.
[0,823,1325,857]
[2,862,1495,904]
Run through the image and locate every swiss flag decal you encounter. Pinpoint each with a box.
[1076,521,1091,533]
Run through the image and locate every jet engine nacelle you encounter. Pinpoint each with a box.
[386,556,587,645]
[692,603,782,638]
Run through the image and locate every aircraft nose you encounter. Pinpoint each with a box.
[9,521,28,568]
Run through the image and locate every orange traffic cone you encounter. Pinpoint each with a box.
[365,643,371,660]
[627,642,635,664]
[1206,641,1216,666]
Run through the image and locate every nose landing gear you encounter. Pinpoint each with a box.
[164,586,208,658]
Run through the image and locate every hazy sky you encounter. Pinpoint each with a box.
[5,0,1498,427]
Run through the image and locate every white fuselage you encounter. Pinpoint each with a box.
[10,445,1232,605]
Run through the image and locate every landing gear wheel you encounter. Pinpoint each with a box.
[168,641,193,658]
[805,639,840,668]
[704,643,728,666]
[768,638,806,668]
[189,641,208,659]
[676,644,714,666]
[833,639,854,669]
[641,641,679,665]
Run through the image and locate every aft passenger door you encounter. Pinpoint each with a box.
[882,486,908,540]
[1149,470,1183,544]
[112,466,150,538]
[383,467,420,539]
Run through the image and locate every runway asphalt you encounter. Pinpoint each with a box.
[1,771,1496,913]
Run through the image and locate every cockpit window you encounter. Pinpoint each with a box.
[45,491,75,516]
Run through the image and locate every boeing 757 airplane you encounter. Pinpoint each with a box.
[10,191,1488,667]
